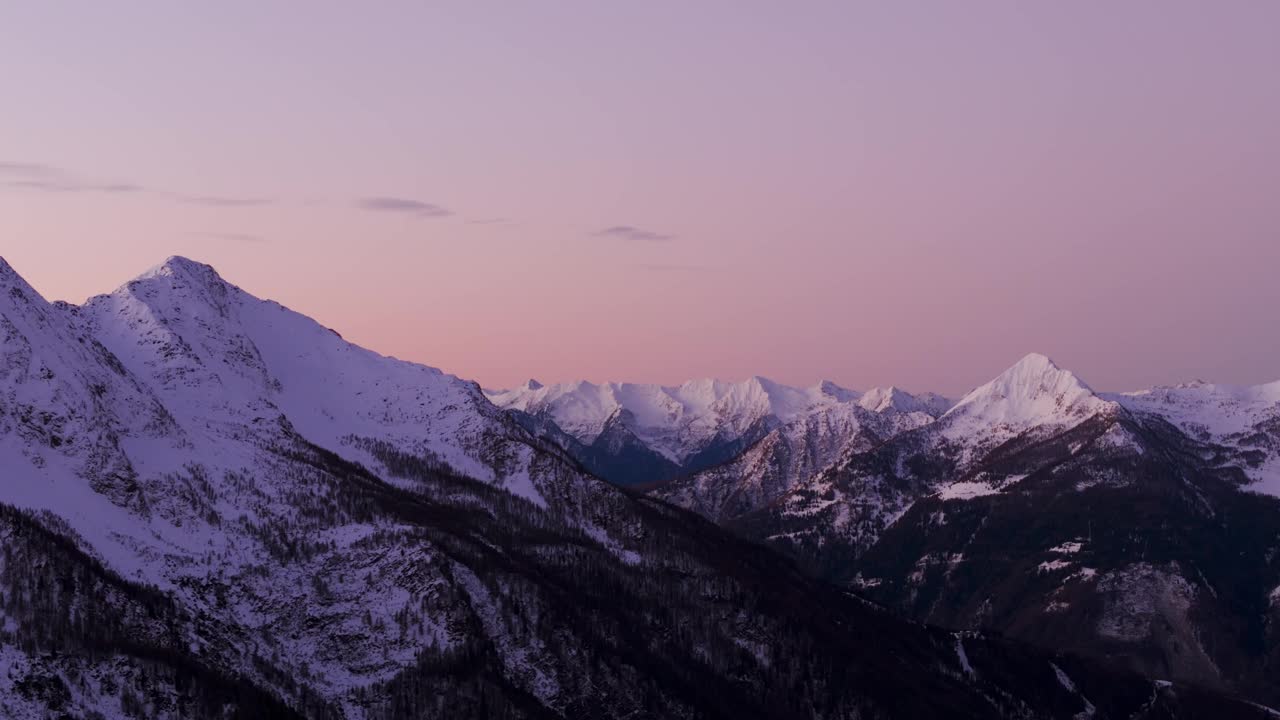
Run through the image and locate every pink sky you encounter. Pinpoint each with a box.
[2,2,1278,395]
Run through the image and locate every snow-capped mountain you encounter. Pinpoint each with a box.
[78,256,556,504]
[716,352,1280,706]
[940,353,1115,435]
[651,354,1117,524]
[487,375,951,487]
[7,256,1239,719]
[732,352,1280,560]
[655,398,936,522]
[1108,379,1280,494]
[2,256,655,713]
[857,385,954,416]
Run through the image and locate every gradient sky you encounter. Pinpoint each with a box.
[3,2,1278,395]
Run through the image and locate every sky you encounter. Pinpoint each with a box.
[2,2,1278,395]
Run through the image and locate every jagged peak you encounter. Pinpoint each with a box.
[523,378,544,391]
[1008,352,1062,374]
[942,352,1107,429]
[742,374,783,392]
[858,385,906,407]
[104,255,243,319]
[0,256,46,305]
[814,379,859,401]
[988,352,1091,393]
[137,255,229,287]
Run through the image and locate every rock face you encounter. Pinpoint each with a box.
[701,354,1280,708]
[4,256,1253,719]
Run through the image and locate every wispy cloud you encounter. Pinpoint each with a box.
[189,231,267,243]
[593,225,675,242]
[358,196,452,218]
[634,263,712,273]
[0,162,146,194]
[0,161,60,176]
[0,160,270,206]
[176,194,272,207]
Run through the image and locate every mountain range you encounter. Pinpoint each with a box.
[1,255,1277,718]
[490,350,1280,707]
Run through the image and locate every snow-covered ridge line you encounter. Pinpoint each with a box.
[485,374,952,465]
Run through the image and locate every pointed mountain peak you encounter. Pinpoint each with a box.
[1007,352,1063,374]
[942,353,1109,430]
[88,255,245,325]
[0,256,45,303]
[524,378,544,391]
[988,352,1093,393]
[140,255,229,287]
[0,255,23,287]
[122,255,239,305]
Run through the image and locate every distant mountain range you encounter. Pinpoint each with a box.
[1,255,1276,718]
[494,352,1280,705]
[486,377,952,488]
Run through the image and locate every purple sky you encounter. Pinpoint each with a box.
[2,2,1278,394]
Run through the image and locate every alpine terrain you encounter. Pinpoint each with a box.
[508,355,1280,710]
[0,255,1274,719]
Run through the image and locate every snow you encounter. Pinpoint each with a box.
[941,353,1115,442]
[487,374,949,464]
[954,635,975,679]
[1050,662,1097,718]
[82,256,557,494]
[4,254,1280,714]
[937,474,1027,501]
[1108,379,1280,495]
[938,481,1002,500]
[0,255,646,710]
[858,386,953,416]
[1112,380,1280,437]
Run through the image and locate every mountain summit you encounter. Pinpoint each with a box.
[941,352,1113,438]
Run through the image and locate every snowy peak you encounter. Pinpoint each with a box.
[487,374,957,471]
[0,257,50,311]
[942,353,1112,435]
[0,255,26,288]
[813,379,859,403]
[126,255,241,318]
[73,255,543,491]
[1108,378,1280,492]
[857,386,952,417]
[146,254,223,280]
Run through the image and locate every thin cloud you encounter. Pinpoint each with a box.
[635,263,712,273]
[0,161,146,194]
[176,194,272,207]
[4,178,146,193]
[189,231,267,243]
[594,225,675,242]
[358,196,452,218]
[0,160,268,205]
[0,161,60,177]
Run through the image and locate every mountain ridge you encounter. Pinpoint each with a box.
[2,253,1278,718]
